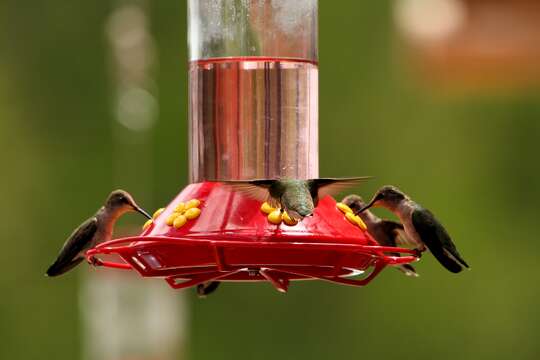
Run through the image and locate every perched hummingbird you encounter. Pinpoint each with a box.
[342,194,418,277]
[196,281,220,298]
[356,186,469,273]
[222,177,371,220]
[46,190,152,277]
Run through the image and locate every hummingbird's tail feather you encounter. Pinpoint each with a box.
[46,257,84,277]
[429,247,464,273]
[446,248,469,269]
[411,208,469,274]
[47,217,98,277]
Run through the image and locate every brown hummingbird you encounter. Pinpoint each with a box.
[46,190,151,277]
[357,186,469,273]
[342,194,418,277]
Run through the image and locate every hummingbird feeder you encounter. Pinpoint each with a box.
[86,0,419,292]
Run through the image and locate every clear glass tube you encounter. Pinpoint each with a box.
[188,0,318,61]
[188,0,319,182]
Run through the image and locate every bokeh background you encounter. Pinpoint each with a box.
[1,0,540,359]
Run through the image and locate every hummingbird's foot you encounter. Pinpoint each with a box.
[196,284,207,299]
[413,248,424,258]
[197,281,221,298]
[88,256,103,267]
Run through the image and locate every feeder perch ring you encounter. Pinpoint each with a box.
[85,182,419,292]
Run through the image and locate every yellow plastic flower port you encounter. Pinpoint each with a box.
[185,199,201,210]
[268,210,283,225]
[166,212,181,226]
[345,212,368,231]
[173,214,188,229]
[142,219,153,230]
[164,199,202,228]
[260,202,276,214]
[261,203,298,226]
[174,202,185,213]
[282,211,298,226]
[184,207,201,220]
[153,208,165,219]
[338,202,366,231]
[336,202,353,214]
[345,212,358,225]
[354,215,367,230]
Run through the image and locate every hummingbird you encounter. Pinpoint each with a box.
[46,190,152,277]
[221,177,371,220]
[356,186,469,273]
[196,281,221,298]
[342,194,418,277]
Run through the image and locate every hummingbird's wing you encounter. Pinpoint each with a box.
[377,220,402,247]
[378,221,419,277]
[309,177,372,203]
[46,217,98,277]
[412,208,469,273]
[378,220,416,249]
[380,221,417,248]
[220,180,280,207]
[394,228,415,247]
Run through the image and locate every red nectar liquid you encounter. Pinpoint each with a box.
[189,57,318,182]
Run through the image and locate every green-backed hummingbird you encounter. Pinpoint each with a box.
[342,194,418,277]
[46,189,151,277]
[222,177,371,220]
[357,186,469,273]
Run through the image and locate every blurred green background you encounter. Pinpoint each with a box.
[1,1,540,359]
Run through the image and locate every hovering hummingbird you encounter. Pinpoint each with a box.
[196,281,220,298]
[222,177,371,220]
[342,194,418,277]
[356,186,469,273]
[46,190,152,277]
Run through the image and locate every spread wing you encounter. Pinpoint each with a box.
[379,220,415,248]
[380,220,417,248]
[393,227,417,248]
[412,208,469,273]
[46,217,98,277]
[309,177,372,203]
[220,179,279,207]
[378,220,419,277]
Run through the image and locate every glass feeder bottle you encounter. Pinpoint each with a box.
[188,0,319,182]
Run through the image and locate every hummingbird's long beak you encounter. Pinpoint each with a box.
[134,206,152,219]
[355,197,377,214]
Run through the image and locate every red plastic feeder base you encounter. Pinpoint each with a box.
[86,182,419,292]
